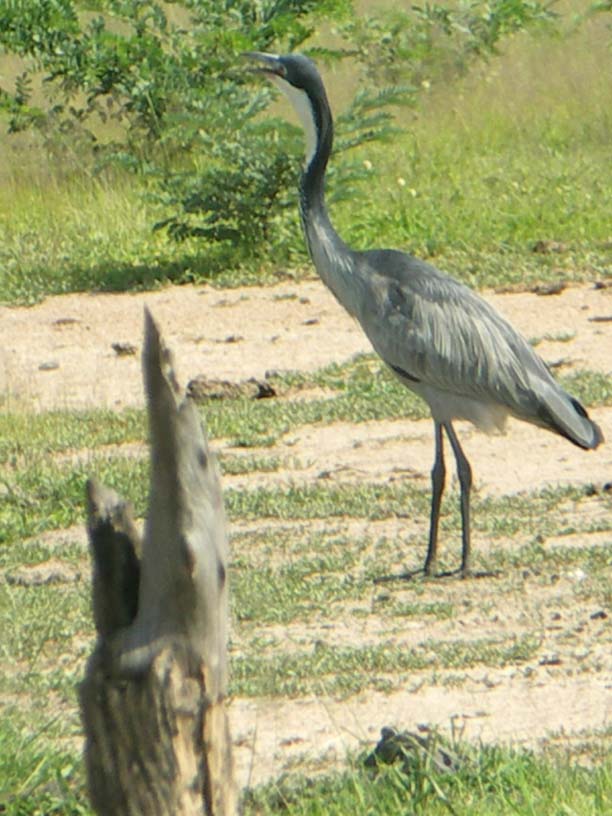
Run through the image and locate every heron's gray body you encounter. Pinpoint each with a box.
[303,186,600,451]
[247,51,603,576]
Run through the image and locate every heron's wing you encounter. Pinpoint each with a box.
[356,250,554,413]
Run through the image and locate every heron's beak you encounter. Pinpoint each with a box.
[242,51,286,79]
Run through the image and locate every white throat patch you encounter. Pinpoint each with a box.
[271,76,317,167]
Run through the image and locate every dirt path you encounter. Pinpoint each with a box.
[3,280,610,788]
[4,276,609,506]
[1,279,611,411]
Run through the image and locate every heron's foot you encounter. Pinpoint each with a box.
[423,567,501,581]
[373,563,451,583]
[373,566,501,583]
[451,566,501,581]
[373,568,425,584]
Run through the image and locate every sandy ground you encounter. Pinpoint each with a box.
[2,279,610,788]
[1,279,611,412]
[2,276,610,514]
[230,675,611,786]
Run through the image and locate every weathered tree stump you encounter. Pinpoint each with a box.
[80,309,235,816]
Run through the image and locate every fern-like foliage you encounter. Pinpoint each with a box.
[0,0,558,269]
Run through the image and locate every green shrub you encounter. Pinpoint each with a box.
[0,0,556,275]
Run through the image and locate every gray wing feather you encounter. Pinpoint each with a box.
[354,250,601,448]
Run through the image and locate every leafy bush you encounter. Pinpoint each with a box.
[1,0,408,265]
[342,0,557,87]
[0,0,557,277]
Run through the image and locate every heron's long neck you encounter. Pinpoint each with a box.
[298,96,361,315]
[298,106,333,226]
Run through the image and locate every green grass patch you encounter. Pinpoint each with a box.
[233,554,363,625]
[1,442,606,552]
[231,526,611,630]
[0,359,609,464]
[225,481,429,523]
[387,600,455,620]
[0,718,86,816]
[221,454,281,476]
[489,539,612,574]
[530,330,576,346]
[245,743,612,815]
[0,357,427,457]
[559,370,612,408]
[2,726,609,815]
[0,171,291,305]
[231,635,539,698]
[1,581,91,668]
[2,16,611,302]
[0,409,146,464]
[227,483,599,548]
[0,456,149,549]
[335,23,612,291]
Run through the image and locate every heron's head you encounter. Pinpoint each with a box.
[244,52,324,98]
[243,52,331,165]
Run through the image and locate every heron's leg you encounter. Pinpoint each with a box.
[443,422,473,578]
[424,422,445,576]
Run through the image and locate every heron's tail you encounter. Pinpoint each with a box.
[536,384,604,450]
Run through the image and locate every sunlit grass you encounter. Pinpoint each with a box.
[1,447,610,811]
[1,356,609,464]
[1,15,611,303]
[244,746,612,815]
[333,18,612,287]
[231,636,541,697]
[0,350,609,549]
[0,10,610,812]
[0,170,283,303]
[2,720,609,815]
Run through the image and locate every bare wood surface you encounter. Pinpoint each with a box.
[80,308,235,815]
